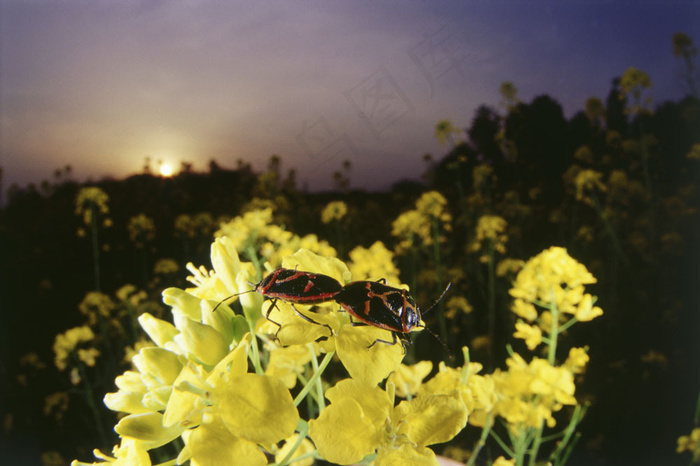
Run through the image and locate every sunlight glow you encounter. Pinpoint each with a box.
[160,163,174,177]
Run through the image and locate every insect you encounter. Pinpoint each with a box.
[213,268,343,332]
[333,279,450,349]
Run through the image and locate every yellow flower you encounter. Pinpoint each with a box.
[619,66,653,115]
[127,214,156,247]
[677,427,700,461]
[419,359,496,428]
[496,258,524,277]
[348,241,401,284]
[309,379,467,465]
[471,215,508,257]
[574,169,606,206]
[78,292,115,326]
[391,210,432,252]
[445,296,473,319]
[493,456,515,466]
[77,347,100,367]
[509,247,602,332]
[154,258,179,275]
[687,143,700,160]
[565,347,589,374]
[75,187,109,225]
[53,326,95,371]
[492,354,576,429]
[387,361,433,398]
[44,392,69,421]
[513,321,542,350]
[321,201,348,224]
[72,438,151,466]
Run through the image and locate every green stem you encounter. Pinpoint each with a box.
[487,238,496,369]
[276,419,311,466]
[528,422,544,466]
[431,217,447,342]
[466,412,494,466]
[308,344,326,412]
[294,351,334,407]
[90,204,102,292]
[591,190,629,266]
[547,288,560,365]
[75,356,109,448]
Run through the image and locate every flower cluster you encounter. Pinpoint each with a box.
[127,214,156,247]
[469,215,508,261]
[53,326,96,372]
[510,247,603,342]
[677,427,700,463]
[321,201,348,224]
[75,187,110,226]
[392,191,452,253]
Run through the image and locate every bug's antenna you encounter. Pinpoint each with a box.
[212,282,256,312]
[422,324,454,359]
[423,282,451,315]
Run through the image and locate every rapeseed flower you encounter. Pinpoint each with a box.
[574,169,606,206]
[321,200,348,224]
[75,187,110,225]
[127,214,155,247]
[309,379,467,465]
[677,427,700,462]
[348,241,401,284]
[492,353,576,429]
[470,215,508,261]
[53,326,95,371]
[387,361,433,399]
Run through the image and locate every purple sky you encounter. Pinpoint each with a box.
[1,1,698,192]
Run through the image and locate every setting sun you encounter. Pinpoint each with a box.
[159,163,174,177]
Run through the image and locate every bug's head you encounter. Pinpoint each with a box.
[402,292,421,332]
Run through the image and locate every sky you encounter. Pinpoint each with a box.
[1,1,699,193]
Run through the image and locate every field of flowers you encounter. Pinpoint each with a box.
[1,60,699,466]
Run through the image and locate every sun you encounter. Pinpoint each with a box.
[159,163,174,177]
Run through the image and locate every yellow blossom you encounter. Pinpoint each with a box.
[677,427,700,461]
[513,321,542,350]
[127,214,156,247]
[348,241,401,284]
[574,169,606,206]
[44,392,69,421]
[687,143,700,160]
[387,361,433,398]
[309,379,467,465]
[53,326,95,371]
[565,347,589,374]
[79,292,115,326]
[77,347,101,367]
[445,296,473,319]
[75,187,110,225]
[321,201,348,224]
[492,354,576,429]
[419,359,496,428]
[493,457,516,466]
[471,215,508,258]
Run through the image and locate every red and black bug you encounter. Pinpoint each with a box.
[333,279,450,349]
[214,268,343,332]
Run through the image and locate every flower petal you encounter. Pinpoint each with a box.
[115,412,183,449]
[309,397,380,465]
[138,313,179,347]
[216,373,298,445]
[394,393,468,447]
[188,414,266,466]
[375,444,439,466]
[336,325,404,386]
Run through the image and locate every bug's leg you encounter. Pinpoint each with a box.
[290,304,334,337]
[263,299,284,337]
[367,331,399,349]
